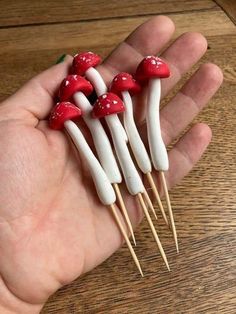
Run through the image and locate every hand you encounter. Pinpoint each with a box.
[0,16,222,313]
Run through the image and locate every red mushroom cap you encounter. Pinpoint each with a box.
[49,102,82,130]
[110,72,141,97]
[136,56,170,82]
[59,75,93,101]
[92,92,125,119]
[72,52,101,76]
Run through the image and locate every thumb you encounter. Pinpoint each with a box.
[0,55,72,126]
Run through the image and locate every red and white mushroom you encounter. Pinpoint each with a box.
[72,51,128,142]
[59,75,136,245]
[110,73,168,225]
[49,101,115,205]
[49,101,143,276]
[136,56,178,252]
[92,92,170,271]
[73,51,103,93]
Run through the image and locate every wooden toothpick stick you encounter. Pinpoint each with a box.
[137,193,170,271]
[143,188,157,220]
[160,171,179,253]
[113,183,136,245]
[110,204,143,277]
[146,172,169,226]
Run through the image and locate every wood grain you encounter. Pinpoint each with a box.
[0,0,216,27]
[0,0,235,313]
[0,10,234,101]
[215,0,236,24]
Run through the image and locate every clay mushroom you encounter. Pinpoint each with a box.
[49,101,143,276]
[136,56,178,252]
[72,51,127,142]
[92,92,170,271]
[110,72,168,225]
[59,75,136,245]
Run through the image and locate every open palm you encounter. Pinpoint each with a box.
[0,16,222,313]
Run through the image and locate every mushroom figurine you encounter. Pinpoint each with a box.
[136,56,178,252]
[110,72,168,225]
[92,92,170,271]
[72,51,127,142]
[59,74,136,245]
[49,101,143,276]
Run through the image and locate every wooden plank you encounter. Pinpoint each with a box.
[0,0,217,27]
[215,0,236,24]
[42,233,236,313]
[0,10,234,102]
[0,10,234,54]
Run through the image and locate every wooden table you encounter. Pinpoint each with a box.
[0,1,235,313]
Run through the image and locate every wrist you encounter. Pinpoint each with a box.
[0,276,44,314]
[0,304,43,314]
[0,300,43,314]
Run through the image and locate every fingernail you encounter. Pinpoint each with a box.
[55,54,66,64]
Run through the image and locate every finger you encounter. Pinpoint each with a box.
[98,15,175,83]
[165,123,212,189]
[0,55,72,125]
[160,32,208,97]
[1,16,175,124]
[160,63,223,145]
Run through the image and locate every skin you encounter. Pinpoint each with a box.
[0,16,223,313]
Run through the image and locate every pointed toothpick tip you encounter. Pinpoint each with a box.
[140,268,144,277]
[153,209,158,220]
[176,242,179,254]
[160,171,179,253]
[109,204,142,277]
[163,214,170,227]
[137,193,170,271]
[133,235,137,246]
[171,221,179,254]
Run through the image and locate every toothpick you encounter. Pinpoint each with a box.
[113,183,136,245]
[143,188,157,220]
[137,193,170,271]
[110,204,143,276]
[146,172,169,226]
[160,171,179,253]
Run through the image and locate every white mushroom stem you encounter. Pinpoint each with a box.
[105,114,144,195]
[73,92,122,184]
[73,93,137,246]
[147,78,169,171]
[123,91,170,225]
[64,120,116,205]
[64,116,142,273]
[122,91,152,174]
[147,78,178,252]
[85,67,107,96]
[85,66,128,143]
